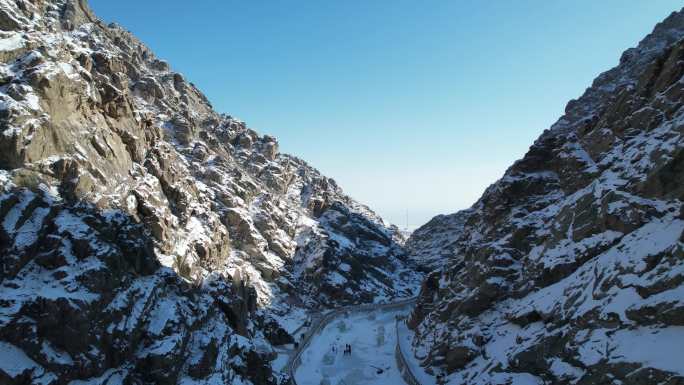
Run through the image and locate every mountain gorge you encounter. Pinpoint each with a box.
[0,1,419,384]
[406,9,684,385]
[1,1,684,385]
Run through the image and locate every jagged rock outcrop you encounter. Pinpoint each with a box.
[406,9,684,385]
[0,0,420,383]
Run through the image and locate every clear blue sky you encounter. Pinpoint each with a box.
[90,1,681,229]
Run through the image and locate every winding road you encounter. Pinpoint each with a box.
[286,297,421,385]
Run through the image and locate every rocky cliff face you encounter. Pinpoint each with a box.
[406,9,684,385]
[0,1,420,383]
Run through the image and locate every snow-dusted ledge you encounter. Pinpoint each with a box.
[394,319,422,385]
[397,321,439,385]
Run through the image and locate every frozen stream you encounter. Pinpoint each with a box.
[294,306,412,385]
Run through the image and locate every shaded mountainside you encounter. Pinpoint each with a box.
[0,0,420,384]
[406,9,684,385]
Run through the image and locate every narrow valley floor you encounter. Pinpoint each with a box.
[295,307,412,385]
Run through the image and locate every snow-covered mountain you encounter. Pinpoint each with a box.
[0,1,420,384]
[405,9,684,385]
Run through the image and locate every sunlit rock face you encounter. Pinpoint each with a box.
[0,1,420,383]
[405,9,684,385]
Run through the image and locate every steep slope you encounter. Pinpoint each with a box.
[0,1,420,384]
[405,9,684,385]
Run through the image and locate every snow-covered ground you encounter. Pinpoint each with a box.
[295,307,412,385]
